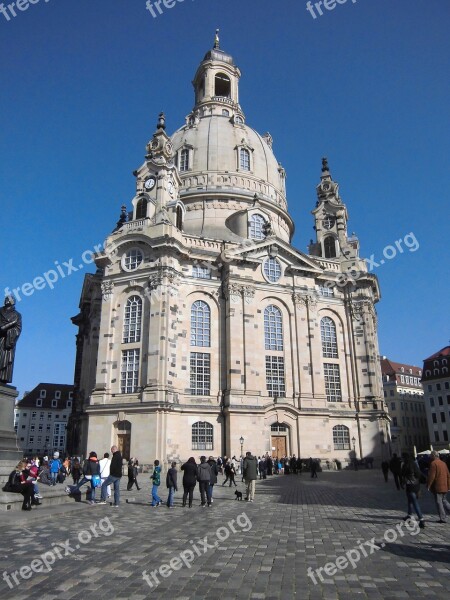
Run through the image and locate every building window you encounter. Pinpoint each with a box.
[55,391,61,399]
[45,436,50,443]
[121,349,140,394]
[265,356,286,397]
[30,425,35,432]
[190,352,210,396]
[391,402,396,411]
[390,390,394,396]
[323,236,336,259]
[215,73,231,97]
[192,421,213,450]
[430,397,435,407]
[436,383,441,391]
[249,214,266,240]
[122,248,144,272]
[271,423,287,432]
[440,412,446,423]
[69,391,73,399]
[136,197,147,220]
[264,305,283,351]
[434,431,440,442]
[240,148,250,171]
[319,285,334,297]
[176,205,184,230]
[38,424,43,432]
[180,148,189,172]
[191,301,211,347]
[333,425,350,450]
[324,363,342,402]
[53,423,66,450]
[222,109,230,117]
[46,424,51,432]
[51,400,57,408]
[29,436,34,444]
[47,413,52,420]
[40,390,46,399]
[39,413,44,421]
[67,400,72,408]
[192,265,211,279]
[432,413,437,424]
[443,431,448,442]
[321,317,338,358]
[393,417,398,426]
[36,399,42,407]
[123,296,142,344]
[31,411,36,419]
[438,396,443,405]
[263,258,282,283]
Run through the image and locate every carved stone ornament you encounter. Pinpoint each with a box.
[101,281,114,301]
[292,292,317,311]
[242,286,255,304]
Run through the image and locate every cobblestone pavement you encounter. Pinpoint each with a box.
[0,469,449,599]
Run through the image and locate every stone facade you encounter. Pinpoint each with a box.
[68,37,389,466]
[421,346,450,450]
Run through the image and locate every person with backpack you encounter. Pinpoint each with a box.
[207,456,218,503]
[166,461,178,508]
[181,457,197,508]
[49,452,62,486]
[401,452,425,529]
[66,451,100,504]
[150,459,162,507]
[243,451,258,502]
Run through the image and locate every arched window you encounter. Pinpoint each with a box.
[249,214,266,240]
[191,300,211,347]
[324,236,336,258]
[176,206,183,230]
[214,73,230,97]
[135,198,147,220]
[333,425,350,450]
[192,421,213,450]
[240,148,250,171]
[264,305,283,351]
[180,148,189,172]
[123,296,142,343]
[321,317,338,358]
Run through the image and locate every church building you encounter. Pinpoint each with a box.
[68,34,389,465]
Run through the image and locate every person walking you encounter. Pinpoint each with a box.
[427,451,450,523]
[207,456,218,502]
[49,452,62,486]
[197,456,212,507]
[258,457,267,480]
[127,459,141,491]
[181,457,198,507]
[99,452,111,498]
[150,460,162,507]
[381,460,389,482]
[243,451,258,502]
[99,446,123,507]
[67,451,100,504]
[401,453,425,528]
[71,458,81,485]
[389,453,403,490]
[310,457,318,478]
[166,461,178,508]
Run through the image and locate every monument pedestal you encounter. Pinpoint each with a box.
[0,384,22,484]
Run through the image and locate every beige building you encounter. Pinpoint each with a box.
[421,346,450,450]
[380,357,429,455]
[68,36,389,466]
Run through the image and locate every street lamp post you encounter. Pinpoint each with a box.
[352,436,357,470]
[239,436,244,458]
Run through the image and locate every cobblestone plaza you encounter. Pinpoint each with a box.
[1,470,449,599]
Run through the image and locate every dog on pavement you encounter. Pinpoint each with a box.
[234,490,243,501]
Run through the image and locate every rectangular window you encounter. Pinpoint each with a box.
[324,363,342,402]
[53,423,66,449]
[46,424,51,431]
[30,425,35,432]
[435,431,440,442]
[31,411,36,419]
[318,285,334,297]
[55,391,61,399]
[390,402,396,411]
[438,396,443,405]
[427,384,432,392]
[40,390,46,399]
[36,399,42,407]
[436,383,441,391]
[192,265,211,279]
[440,412,446,423]
[390,390,394,396]
[400,375,404,383]
[430,397,435,407]
[45,436,50,443]
[29,436,34,443]
[445,382,449,390]
[393,417,398,426]
[265,356,286,398]
[67,400,72,408]
[432,413,437,424]
[180,149,189,172]
[51,400,57,408]
[121,349,140,394]
[47,413,52,419]
[38,424,43,432]
[444,431,449,442]
[190,352,211,396]
[39,412,44,421]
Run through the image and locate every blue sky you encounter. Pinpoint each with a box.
[0,0,449,395]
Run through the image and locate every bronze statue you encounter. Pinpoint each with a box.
[0,296,22,384]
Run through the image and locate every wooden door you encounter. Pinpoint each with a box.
[117,434,130,461]
[271,436,286,458]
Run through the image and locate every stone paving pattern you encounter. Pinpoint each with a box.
[0,469,449,599]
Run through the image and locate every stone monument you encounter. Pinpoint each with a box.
[0,296,23,484]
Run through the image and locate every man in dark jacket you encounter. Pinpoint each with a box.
[99,446,122,507]
[166,462,178,508]
[389,454,403,490]
[197,456,212,507]
[181,457,197,507]
[243,452,258,502]
[207,457,218,503]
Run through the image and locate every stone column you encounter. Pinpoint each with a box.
[0,384,22,484]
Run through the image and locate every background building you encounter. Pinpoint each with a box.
[421,346,450,450]
[69,36,389,466]
[14,383,74,457]
[380,357,428,455]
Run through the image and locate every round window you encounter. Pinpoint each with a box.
[263,258,282,283]
[122,248,144,272]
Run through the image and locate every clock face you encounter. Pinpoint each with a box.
[144,177,156,191]
[323,216,335,230]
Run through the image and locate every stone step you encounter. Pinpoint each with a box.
[0,485,85,512]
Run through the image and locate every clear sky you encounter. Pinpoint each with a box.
[1,0,449,395]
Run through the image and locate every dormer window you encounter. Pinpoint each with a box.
[36,399,42,408]
[222,109,230,117]
[55,391,61,399]
[240,148,250,171]
[40,389,46,399]
[234,115,244,124]
[249,214,267,240]
[180,148,189,172]
[215,73,231,97]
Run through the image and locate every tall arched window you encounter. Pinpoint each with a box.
[135,198,147,220]
[264,305,283,351]
[190,300,211,347]
[333,425,350,450]
[123,296,142,343]
[249,214,266,240]
[240,148,250,171]
[324,236,337,258]
[176,206,183,230]
[321,316,338,358]
[214,73,231,97]
[180,148,189,172]
[192,421,213,450]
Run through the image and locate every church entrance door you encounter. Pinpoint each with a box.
[117,434,130,461]
[271,436,286,458]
